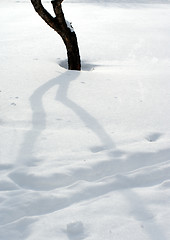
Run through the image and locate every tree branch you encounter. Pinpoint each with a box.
[51,0,64,8]
[51,0,69,33]
[31,0,62,33]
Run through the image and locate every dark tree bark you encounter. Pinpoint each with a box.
[30,0,81,70]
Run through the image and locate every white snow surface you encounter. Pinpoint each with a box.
[1,0,170,239]
[66,20,75,32]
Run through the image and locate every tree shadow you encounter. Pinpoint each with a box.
[6,69,169,240]
[15,69,115,167]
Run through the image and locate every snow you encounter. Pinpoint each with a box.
[0,0,170,239]
[66,20,74,32]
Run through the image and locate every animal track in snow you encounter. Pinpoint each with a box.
[66,221,86,240]
[90,145,107,153]
[10,102,16,106]
[8,148,170,191]
[3,161,170,225]
[145,132,163,142]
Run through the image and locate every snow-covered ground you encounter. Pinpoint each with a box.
[1,0,170,239]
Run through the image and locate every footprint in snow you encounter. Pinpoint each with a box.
[11,102,16,106]
[145,132,163,142]
[65,221,86,240]
[90,145,107,153]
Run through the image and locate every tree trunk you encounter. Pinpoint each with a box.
[62,31,81,70]
[30,0,81,70]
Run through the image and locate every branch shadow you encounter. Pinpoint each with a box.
[15,69,115,166]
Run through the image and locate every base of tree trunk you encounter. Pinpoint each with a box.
[65,32,81,71]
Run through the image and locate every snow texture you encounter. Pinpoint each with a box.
[0,0,170,240]
[66,20,74,32]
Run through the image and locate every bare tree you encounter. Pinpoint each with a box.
[31,0,81,70]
